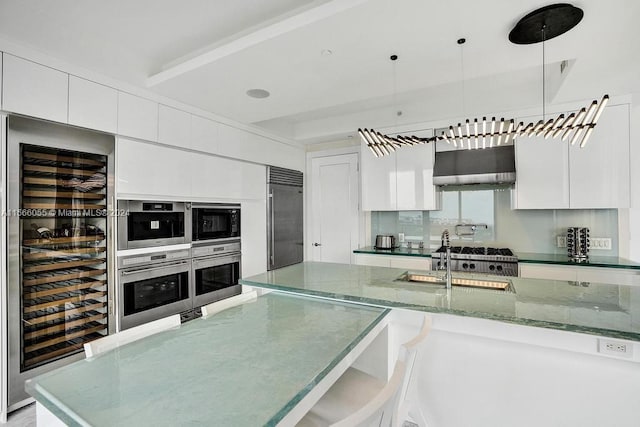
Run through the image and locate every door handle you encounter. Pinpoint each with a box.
[313,243,322,247]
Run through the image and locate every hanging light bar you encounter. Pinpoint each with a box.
[358,94,609,156]
[490,117,496,147]
[482,117,487,149]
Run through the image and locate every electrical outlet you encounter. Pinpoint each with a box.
[591,238,612,250]
[598,338,633,357]
[557,236,567,247]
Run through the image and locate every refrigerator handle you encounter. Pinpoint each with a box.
[268,190,275,267]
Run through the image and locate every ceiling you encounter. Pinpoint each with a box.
[1,0,638,144]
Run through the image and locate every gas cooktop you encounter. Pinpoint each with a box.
[432,246,518,276]
[434,246,516,259]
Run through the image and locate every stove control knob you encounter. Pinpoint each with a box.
[470,263,476,270]
[489,265,495,271]
[462,263,468,269]
[496,265,503,272]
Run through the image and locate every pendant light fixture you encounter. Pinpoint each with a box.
[360,3,608,157]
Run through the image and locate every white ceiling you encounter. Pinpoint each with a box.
[1,0,639,143]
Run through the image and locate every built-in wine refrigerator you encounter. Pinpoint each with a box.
[6,116,115,409]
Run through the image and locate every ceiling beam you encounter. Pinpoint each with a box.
[146,0,369,87]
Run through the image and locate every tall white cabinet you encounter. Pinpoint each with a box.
[361,129,440,211]
[512,103,630,209]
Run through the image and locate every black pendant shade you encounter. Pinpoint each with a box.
[509,3,584,44]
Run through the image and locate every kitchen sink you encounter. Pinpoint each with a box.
[396,271,515,292]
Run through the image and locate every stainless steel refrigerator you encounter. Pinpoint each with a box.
[3,115,115,411]
[267,166,303,270]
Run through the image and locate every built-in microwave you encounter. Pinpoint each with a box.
[192,204,240,244]
[118,200,191,250]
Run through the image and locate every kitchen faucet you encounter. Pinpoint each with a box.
[440,229,452,290]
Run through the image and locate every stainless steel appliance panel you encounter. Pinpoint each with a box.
[118,200,191,250]
[192,251,241,308]
[267,182,303,270]
[118,258,192,330]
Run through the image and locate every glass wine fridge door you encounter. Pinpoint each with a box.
[192,253,241,308]
[7,116,115,408]
[19,143,110,372]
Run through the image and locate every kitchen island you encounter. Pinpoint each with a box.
[26,292,390,426]
[241,262,640,427]
[241,261,640,342]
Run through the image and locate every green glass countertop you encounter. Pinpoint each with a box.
[354,246,640,270]
[26,292,388,427]
[242,262,640,342]
[516,252,640,270]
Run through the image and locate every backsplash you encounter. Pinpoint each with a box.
[370,187,619,256]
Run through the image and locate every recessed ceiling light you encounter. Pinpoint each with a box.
[321,49,333,56]
[246,89,270,99]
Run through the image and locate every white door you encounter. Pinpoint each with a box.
[310,154,359,264]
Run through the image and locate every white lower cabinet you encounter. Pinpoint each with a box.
[116,138,191,198]
[519,264,577,281]
[519,263,640,287]
[389,256,431,270]
[355,254,431,270]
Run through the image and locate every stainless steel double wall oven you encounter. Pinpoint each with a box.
[117,202,241,330]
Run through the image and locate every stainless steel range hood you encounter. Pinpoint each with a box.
[433,145,516,186]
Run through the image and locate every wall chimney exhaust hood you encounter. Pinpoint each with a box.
[433,145,516,186]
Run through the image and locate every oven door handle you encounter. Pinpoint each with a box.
[192,255,240,269]
[120,260,190,276]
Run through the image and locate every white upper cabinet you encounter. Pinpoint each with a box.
[2,54,68,123]
[158,104,191,148]
[68,76,118,133]
[361,140,397,210]
[117,138,191,198]
[513,104,630,209]
[190,114,219,153]
[513,114,570,209]
[117,92,158,142]
[361,128,439,211]
[395,129,439,210]
[569,104,629,208]
[191,153,265,201]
